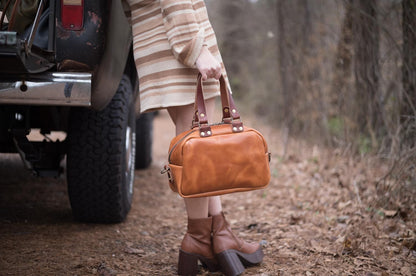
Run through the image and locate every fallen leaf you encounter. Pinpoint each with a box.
[382,209,398,218]
[124,247,145,255]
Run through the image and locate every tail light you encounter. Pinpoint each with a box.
[61,0,84,30]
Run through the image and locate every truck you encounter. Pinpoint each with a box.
[0,0,153,223]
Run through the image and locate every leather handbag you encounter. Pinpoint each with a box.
[162,74,271,198]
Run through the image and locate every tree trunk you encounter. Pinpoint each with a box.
[218,0,248,92]
[276,1,300,129]
[329,0,354,143]
[352,0,381,146]
[402,0,416,146]
[277,1,289,122]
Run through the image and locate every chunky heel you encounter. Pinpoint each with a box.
[236,247,264,266]
[178,249,199,276]
[178,217,219,275]
[217,250,245,276]
[178,249,219,275]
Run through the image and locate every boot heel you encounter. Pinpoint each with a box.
[178,249,198,276]
[237,247,264,266]
[217,250,245,276]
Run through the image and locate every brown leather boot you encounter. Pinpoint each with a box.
[212,212,264,276]
[178,216,219,275]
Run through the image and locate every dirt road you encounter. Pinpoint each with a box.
[0,110,414,275]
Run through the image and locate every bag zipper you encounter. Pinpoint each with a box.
[168,129,197,163]
[167,122,232,163]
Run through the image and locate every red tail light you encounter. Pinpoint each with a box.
[61,0,84,30]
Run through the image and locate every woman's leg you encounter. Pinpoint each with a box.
[167,97,219,219]
[208,196,222,216]
[168,98,221,275]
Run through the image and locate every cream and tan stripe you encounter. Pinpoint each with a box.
[127,0,230,113]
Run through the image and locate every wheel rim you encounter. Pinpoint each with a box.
[125,126,135,195]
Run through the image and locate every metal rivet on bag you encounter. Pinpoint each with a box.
[200,113,205,117]
[239,126,243,131]
[207,131,212,135]
[224,108,229,113]
[232,109,236,113]
[201,132,205,136]
[233,127,237,132]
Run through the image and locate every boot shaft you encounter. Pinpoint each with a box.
[181,216,214,259]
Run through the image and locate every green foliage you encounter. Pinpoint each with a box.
[272,168,279,178]
[328,116,344,137]
[358,135,372,155]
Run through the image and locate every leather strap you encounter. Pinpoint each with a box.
[193,74,209,126]
[219,76,240,122]
[193,74,244,137]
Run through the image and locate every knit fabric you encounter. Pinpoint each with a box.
[127,0,229,113]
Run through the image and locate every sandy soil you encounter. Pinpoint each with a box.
[0,110,415,276]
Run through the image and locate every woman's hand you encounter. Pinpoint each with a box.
[195,46,222,81]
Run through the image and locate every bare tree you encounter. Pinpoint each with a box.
[276,0,291,127]
[276,0,310,130]
[328,0,354,146]
[217,0,250,94]
[402,0,416,146]
[352,0,382,147]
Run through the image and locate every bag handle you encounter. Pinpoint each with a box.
[192,74,244,137]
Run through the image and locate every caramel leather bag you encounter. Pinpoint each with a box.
[162,74,271,198]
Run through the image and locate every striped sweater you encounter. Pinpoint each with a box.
[127,0,229,113]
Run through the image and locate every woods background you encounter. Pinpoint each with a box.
[206,0,415,210]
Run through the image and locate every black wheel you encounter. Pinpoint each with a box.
[135,112,154,169]
[67,75,136,223]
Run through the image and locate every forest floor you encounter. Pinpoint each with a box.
[0,110,415,276]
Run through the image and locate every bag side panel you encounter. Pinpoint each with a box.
[168,164,182,193]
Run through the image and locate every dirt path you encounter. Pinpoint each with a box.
[0,110,415,276]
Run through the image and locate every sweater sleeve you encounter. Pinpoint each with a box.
[160,0,205,68]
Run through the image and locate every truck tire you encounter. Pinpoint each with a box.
[67,75,136,223]
[135,112,154,169]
